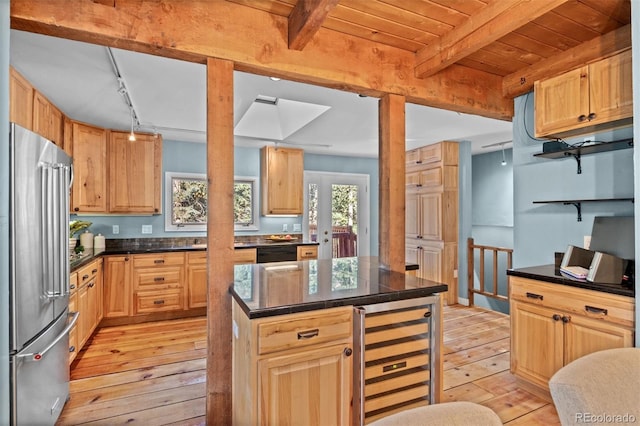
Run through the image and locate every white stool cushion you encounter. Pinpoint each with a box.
[368,401,502,426]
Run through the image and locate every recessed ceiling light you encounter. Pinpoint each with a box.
[269,77,281,81]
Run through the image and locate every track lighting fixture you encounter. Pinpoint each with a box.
[128,107,136,142]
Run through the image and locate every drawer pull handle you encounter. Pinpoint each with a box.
[423,311,432,318]
[154,259,165,264]
[153,300,165,305]
[297,329,319,340]
[88,281,95,288]
[383,360,407,373]
[91,269,98,274]
[526,292,543,301]
[154,277,165,282]
[82,274,89,280]
[585,305,608,316]
[69,346,75,353]
[70,284,76,290]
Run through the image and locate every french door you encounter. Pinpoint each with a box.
[303,171,370,259]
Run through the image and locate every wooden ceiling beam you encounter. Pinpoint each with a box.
[414,0,569,79]
[288,0,340,51]
[9,0,513,120]
[502,23,631,98]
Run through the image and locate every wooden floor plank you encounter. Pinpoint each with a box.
[59,305,560,425]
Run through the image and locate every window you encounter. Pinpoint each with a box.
[164,172,259,232]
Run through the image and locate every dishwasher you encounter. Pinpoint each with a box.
[353,295,441,425]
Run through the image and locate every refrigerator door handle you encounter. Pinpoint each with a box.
[17,311,79,361]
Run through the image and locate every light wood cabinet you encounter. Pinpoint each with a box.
[405,141,458,305]
[261,146,304,215]
[108,131,162,214]
[535,49,633,138]
[297,245,318,260]
[76,259,103,349]
[509,276,634,396]
[132,253,186,315]
[71,122,108,213]
[68,272,79,364]
[9,67,33,130]
[187,252,207,309]
[234,248,257,264]
[103,255,131,318]
[233,302,353,426]
[33,90,64,147]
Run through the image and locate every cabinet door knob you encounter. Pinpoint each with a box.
[588,112,596,120]
[561,316,570,323]
[552,314,561,321]
[343,347,353,357]
[578,114,587,122]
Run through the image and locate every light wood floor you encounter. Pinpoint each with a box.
[58,304,559,425]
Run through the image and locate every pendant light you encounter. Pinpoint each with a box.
[128,107,136,142]
[501,144,507,166]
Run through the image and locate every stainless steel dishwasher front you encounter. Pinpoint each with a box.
[353,295,441,425]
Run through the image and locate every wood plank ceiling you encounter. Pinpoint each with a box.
[227,0,631,98]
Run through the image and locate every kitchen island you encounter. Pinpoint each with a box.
[230,256,447,425]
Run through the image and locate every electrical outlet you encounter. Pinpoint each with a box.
[293,223,301,232]
[142,225,152,234]
[112,225,119,234]
[282,224,288,232]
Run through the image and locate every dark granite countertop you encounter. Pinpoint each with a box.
[507,264,634,298]
[231,256,448,319]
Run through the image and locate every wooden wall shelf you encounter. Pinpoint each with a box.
[532,198,634,222]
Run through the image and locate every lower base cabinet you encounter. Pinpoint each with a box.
[509,276,634,396]
[233,302,353,425]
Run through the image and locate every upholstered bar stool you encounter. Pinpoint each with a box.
[368,401,502,426]
[549,347,640,426]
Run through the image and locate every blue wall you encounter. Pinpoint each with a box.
[76,141,380,254]
[471,148,514,313]
[513,93,634,268]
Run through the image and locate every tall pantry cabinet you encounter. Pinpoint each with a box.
[405,141,459,305]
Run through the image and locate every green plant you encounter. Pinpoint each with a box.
[69,220,92,238]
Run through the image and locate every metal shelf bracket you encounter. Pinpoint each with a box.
[564,202,582,221]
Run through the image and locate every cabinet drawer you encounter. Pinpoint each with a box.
[234,248,257,264]
[134,289,184,314]
[420,168,442,188]
[187,251,207,264]
[257,307,352,355]
[297,245,318,260]
[69,272,78,293]
[133,252,185,268]
[509,276,634,328]
[77,259,101,285]
[134,268,183,288]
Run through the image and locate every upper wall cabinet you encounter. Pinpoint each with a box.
[109,131,162,214]
[33,90,64,148]
[261,146,304,215]
[9,67,34,130]
[535,49,633,138]
[71,122,108,213]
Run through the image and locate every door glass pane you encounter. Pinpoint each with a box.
[331,184,358,258]
[307,183,318,243]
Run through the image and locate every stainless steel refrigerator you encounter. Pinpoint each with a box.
[9,123,78,425]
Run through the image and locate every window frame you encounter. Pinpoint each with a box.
[164,172,260,232]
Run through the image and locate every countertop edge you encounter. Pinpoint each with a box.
[507,265,634,298]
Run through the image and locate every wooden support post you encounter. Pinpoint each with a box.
[206,57,234,425]
[378,93,405,272]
